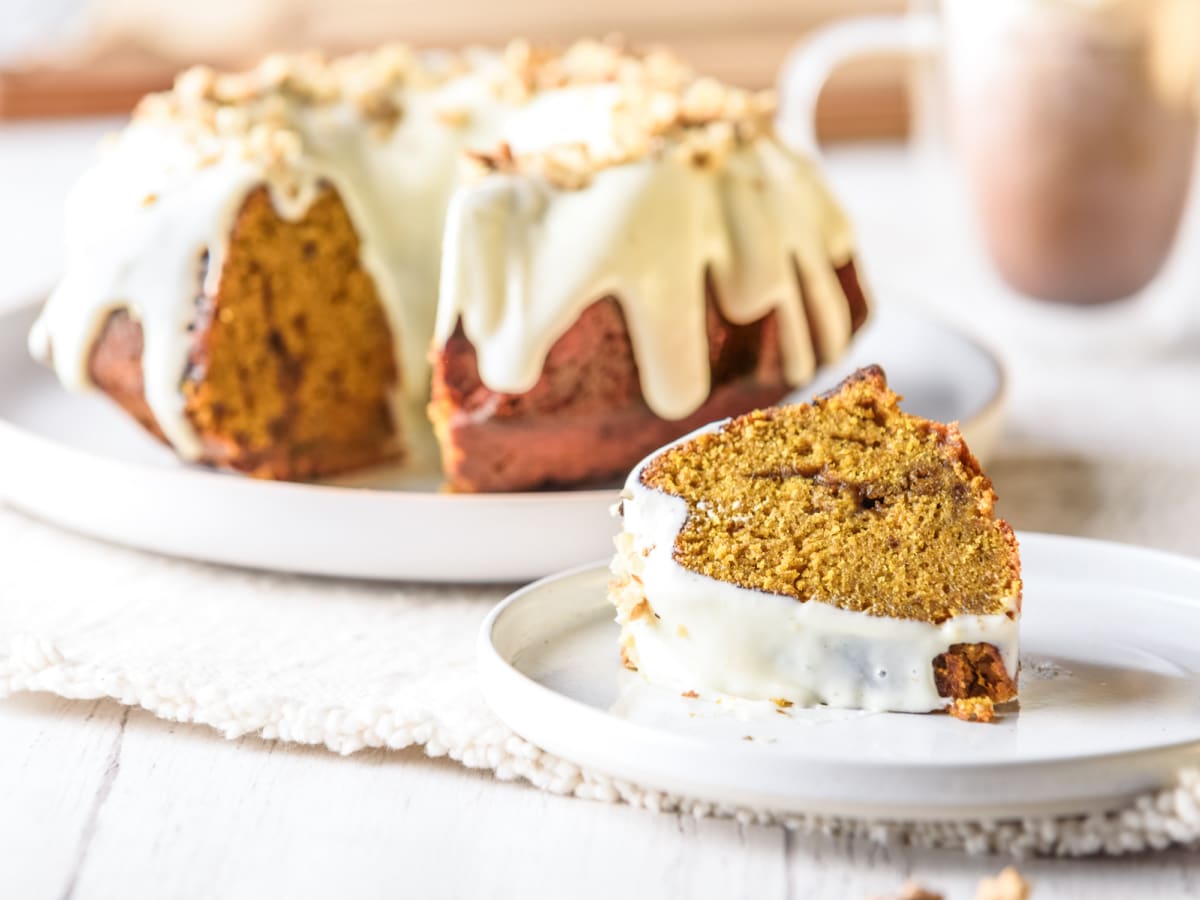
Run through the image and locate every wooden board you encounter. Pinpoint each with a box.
[0,0,909,139]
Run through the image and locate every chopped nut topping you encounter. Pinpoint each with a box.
[355,88,403,137]
[136,38,780,187]
[680,77,726,124]
[526,142,595,190]
[465,141,517,175]
[435,106,471,128]
[174,65,216,103]
[255,53,293,89]
[214,105,250,137]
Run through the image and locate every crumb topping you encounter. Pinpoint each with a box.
[468,39,775,187]
[638,366,1023,622]
[133,38,778,191]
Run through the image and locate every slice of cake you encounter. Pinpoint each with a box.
[609,365,1020,721]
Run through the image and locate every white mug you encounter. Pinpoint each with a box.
[778,0,1200,307]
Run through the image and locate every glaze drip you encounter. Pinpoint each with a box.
[610,421,1020,714]
[32,41,864,455]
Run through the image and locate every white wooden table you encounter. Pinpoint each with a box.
[2,120,1200,900]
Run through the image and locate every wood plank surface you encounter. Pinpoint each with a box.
[2,692,1198,899]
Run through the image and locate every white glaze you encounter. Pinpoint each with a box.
[613,425,1020,713]
[32,50,860,456]
[28,124,300,456]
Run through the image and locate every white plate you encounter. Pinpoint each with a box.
[479,533,1200,820]
[0,299,1003,582]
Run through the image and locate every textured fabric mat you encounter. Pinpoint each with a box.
[2,464,1200,858]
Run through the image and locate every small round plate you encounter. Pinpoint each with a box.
[479,533,1200,820]
[0,298,1003,582]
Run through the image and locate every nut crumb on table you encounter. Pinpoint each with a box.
[870,881,943,900]
[873,867,1030,900]
[976,867,1031,900]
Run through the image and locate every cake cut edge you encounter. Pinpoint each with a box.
[607,365,1021,721]
[609,530,1019,721]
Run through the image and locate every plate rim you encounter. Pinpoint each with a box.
[0,295,1010,581]
[478,533,1200,816]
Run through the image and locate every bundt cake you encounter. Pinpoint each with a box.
[31,38,870,491]
[609,366,1021,721]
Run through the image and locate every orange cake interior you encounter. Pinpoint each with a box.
[611,365,1021,721]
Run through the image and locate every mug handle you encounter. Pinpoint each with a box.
[776,14,941,159]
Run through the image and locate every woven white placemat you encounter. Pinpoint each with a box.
[2,493,1199,859]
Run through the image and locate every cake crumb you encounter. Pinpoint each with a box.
[976,867,1031,900]
[948,697,996,723]
[771,697,793,708]
[870,880,943,900]
[435,105,470,127]
[141,39,778,192]
[676,624,690,638]
[628,598,651,621]
[619,644,637,672]
[871,867,1030,900]
[681,689,699,699]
